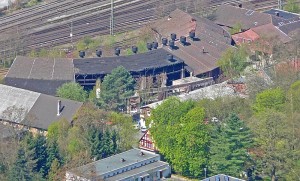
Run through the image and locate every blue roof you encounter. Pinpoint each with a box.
[264,9,300,20]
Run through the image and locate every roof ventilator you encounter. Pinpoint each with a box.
[96,49,102,57]
[162,38,168,46]
[169,40,175,50]
[115,48,121,56]
[180,36,186,46]
[171,33,177,41]
[147,43,153,51]
[132,46,138,54]
[152,42,158,49]
[79,51,85,58]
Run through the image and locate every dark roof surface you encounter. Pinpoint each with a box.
[6,56,74,81]
[214,5,272,30]
[164,30,232,75]
[73,49,183,75]
[264,9,300,20]
[4,77,72,96]
[24,94,83,130]
[151,9,197,38]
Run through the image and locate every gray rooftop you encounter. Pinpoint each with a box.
[106,161,169,181]
[6,56,74,80]
[264,9,300,20]
[202,174,245,181]
[0,84,82,130]
[0,84,40,122]
[69,148,159,179]
[24,94,83,130]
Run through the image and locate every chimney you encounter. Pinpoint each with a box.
[238,3,242,8]
[202,47,205,53]
[275,11,279,17]
[57,100,61,116]
[121,158,126,162]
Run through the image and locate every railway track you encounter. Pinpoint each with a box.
[0,0,279,59]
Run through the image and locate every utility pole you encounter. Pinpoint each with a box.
[70,21,73,48]
[110,0,114,35]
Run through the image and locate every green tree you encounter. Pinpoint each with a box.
[229,22,243,35]
[249,110,290,181]
[109,112,137,151]
[8,148,32,181]
[56,82,87,102]
[252,88,285,114]
[287,80,300,112]
[284,0,300,13]
[217,45,248,78]
[47,159,60,181]
[209,114,253,177]
[99,66,135,111]
[150,98,210,177]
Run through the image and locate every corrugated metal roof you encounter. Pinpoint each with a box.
[6,56,74,81]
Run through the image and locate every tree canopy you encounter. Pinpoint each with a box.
[209,114,253,177]
[56,82,88,102]
[150,98,210,177]
[284,0,300,13]
[99,66,135,111]
[217,45,248,78]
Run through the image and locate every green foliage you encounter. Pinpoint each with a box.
[109,112,138,151]
[252,88,285,113]
[99,66,135,111]
[287,80,300,112]
[249,109,290,180]
[217,46,248,78]
[8,148,32,181]
[284,0,300,13]
[29,49,38,57]
[56,82,87,102]
[150,98,210,177]
[38,48,48,57]
[209,114,253,177]
[136,40,148,53]
[229,22,243,35]
[26,0,41,7]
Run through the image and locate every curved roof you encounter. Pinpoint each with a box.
[73,48,184,75]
